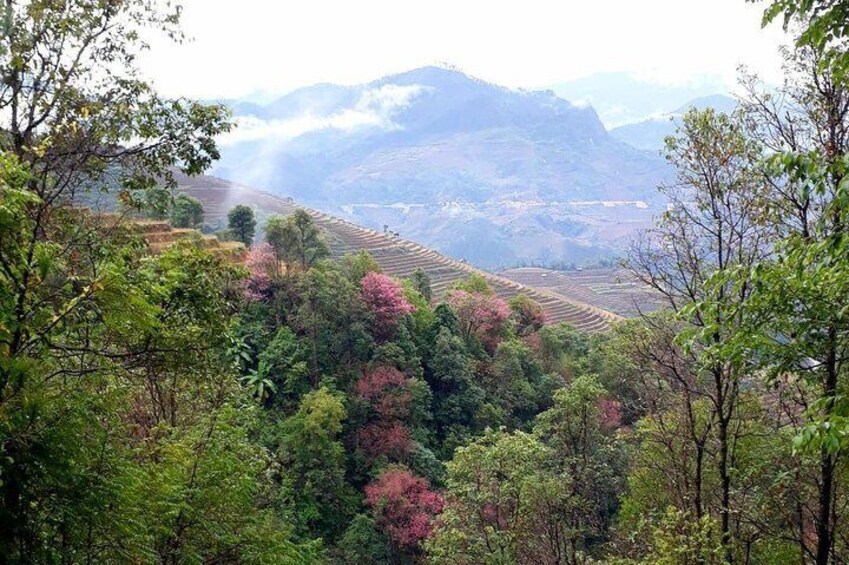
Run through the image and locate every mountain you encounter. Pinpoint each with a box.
[610,94,738,152]
[548,72,730,128]
[211,66,671,269]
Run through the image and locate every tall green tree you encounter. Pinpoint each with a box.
[278,387,357,540]
[265,210,330,273]
[533,375,625,562]
[171,194,205,228]
[425,327,483,455]
[737,32,849,564]
[426,428,550,565]
[228,204,256,246]
[629,108,769,563]
[410,268,433,302]
[291,263,371,386]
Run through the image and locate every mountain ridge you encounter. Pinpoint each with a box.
[610,93,738,151]
[547,71,731,127]
[211,66,671,268]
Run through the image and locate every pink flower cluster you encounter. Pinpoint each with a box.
[598,397,623,430]
[365,468,444,550]
[355,367,414,462]
[358,422,413,463]
[242,243,277,301]
[447,290,510,348]
[361,272,415,339]
[355,367,412,420]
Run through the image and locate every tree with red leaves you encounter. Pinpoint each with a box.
[355,367,414,463]
[365,467,444,554]
[356,367,412,420]
[242,242,278,301]
[597,397,623,431]
[358,421,414,463]
[361,272,415,340]
[447,290,510,350]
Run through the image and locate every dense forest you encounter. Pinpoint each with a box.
[2,0,849,563]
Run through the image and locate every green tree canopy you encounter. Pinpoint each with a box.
[171,194,205,228]
[265,210,330,272]
[228,205,256,246]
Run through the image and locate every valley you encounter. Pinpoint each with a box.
[209,66,676,268]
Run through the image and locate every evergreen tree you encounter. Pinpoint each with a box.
[228,204,256,246]
[410,268,433,302]
[171,194,205,228]
[426,327,484,455]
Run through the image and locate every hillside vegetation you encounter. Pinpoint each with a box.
[2,1,849,565]
[175,173,619,332]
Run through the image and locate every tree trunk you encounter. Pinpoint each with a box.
[815,330,838,565]
[719,417,733,565]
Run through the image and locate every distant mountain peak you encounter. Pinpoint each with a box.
[548,72,730,128]
[213,69,671,268]
[376,65,511,95]
[610,93,738,151]
[672,93,737,115]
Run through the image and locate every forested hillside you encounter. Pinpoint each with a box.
[172,173,620,332]
[2,1,849,564]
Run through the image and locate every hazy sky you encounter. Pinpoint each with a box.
[141,0,789,100]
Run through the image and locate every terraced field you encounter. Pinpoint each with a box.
[77,209,246,263]
[499,267,663,318]
[176,175,621,333]
[132,219,247,263]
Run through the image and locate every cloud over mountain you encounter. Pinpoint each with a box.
[220,84,428,145]
[211,66,672,268]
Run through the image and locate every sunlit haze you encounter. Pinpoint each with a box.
[142,0,788,100]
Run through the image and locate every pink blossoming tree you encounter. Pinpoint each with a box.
[355,367,415,462]
[447,290,510,350]
[242,242,278,301]
[355,366,412,420]
[361,272,415,340]
[358,421,414,463]
[365,467,444,552]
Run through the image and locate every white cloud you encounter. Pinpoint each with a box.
[218,84,427,145]
[568,99,593,109]
[220,112,378,145]
[355,84,427,115]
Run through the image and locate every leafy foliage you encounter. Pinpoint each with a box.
[228,204,257,246]
[6,3,849,564]
[757,0,849,81]
[171,194,205,228]
[266,210,330,272]
[365,467,444,554]
[509,293,547,337]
